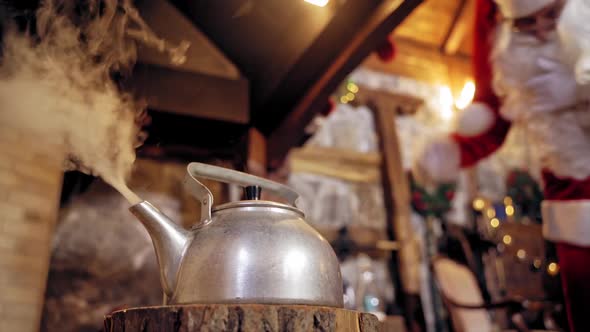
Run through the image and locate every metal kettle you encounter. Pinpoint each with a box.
[129,162,343,307]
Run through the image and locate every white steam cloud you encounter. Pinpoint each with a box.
[0,0,186,204]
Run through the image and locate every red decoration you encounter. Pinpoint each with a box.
[321,98,336,116]
[445,191,455,200]
[413,192,422,202]
[375,37,396,62]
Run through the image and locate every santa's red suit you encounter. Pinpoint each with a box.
[417,1,590,331]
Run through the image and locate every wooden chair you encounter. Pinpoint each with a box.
[432,256,560,332]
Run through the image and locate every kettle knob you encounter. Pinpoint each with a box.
[244,186,262,200]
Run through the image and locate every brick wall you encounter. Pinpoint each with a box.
[0,124,63,331]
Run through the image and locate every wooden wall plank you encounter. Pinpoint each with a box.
[362,37,472,94]
[394,0,464,47]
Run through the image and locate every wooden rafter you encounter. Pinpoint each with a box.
[441,0,475,55]
[267,0,423,168]
[136,0,241,80]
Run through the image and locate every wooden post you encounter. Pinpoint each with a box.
[0,124,64,332]
[371,105,418,283]
[361,92,424,330]
[104,304,381,332]
[247,128,267,177]
[356,89,423,297]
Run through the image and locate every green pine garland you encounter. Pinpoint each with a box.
[409,174,456,219]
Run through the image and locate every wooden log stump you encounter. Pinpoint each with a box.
[104,304,382,332]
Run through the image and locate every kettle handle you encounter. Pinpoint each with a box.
[184,162,300,217]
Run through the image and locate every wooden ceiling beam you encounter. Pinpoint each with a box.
[136,0,241,80]
[267,0,423,169]
[130,63,249,124]
[441,0,474,55]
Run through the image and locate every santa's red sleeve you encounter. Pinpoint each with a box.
[450,0,512,168]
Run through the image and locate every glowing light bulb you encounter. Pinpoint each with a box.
[347,82,359,93]
[340,96,348,104]
[473,198,485,211]
[547,262,559,276]
[505,205,515,216]
[304,0,329,7]
[503,234,512,245]
[503,196,513,205]
[490,218,500,228]
[517,249,526,260]
[346,92,355,101]
[455,81,476,110]
[486,208,496,219]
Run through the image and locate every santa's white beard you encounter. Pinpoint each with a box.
[558,0,590,84]
[491,27,562,120]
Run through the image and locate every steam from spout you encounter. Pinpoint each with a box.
[0,0,187,205]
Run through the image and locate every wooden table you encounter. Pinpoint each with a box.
[104,304,381,332]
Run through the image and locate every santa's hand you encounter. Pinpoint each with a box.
[526,57,577,113]
[413,137,461,187]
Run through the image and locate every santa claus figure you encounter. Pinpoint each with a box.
[415,1,590,331]
[558,0,590,85]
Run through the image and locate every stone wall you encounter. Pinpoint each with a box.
[0,125,64,332]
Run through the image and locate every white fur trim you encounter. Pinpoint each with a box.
[495,0,552,18]
[414,137,461,186]
[455,103,495,137]
[542,200,590,246]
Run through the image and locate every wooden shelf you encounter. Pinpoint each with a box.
[289,146,382,183]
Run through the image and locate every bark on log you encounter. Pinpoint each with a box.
[104,304,381,332]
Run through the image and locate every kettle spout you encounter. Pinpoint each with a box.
[130,201,190,298]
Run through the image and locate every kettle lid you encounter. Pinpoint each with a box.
[213,185,304,216]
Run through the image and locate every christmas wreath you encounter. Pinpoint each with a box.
[409,173,456,218]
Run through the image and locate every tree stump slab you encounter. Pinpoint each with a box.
[104,304,382,332]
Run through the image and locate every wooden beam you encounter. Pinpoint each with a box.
[136,0,241,80]
[354,84,424,115]
[267,0,422,168]
[369,101,420,295]
[247,128,267,177]
[289,147,382,183]
[130,63,249,124]
[441,0,474,55]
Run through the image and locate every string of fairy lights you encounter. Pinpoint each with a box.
[472,196,559,277]
[339,81,359,104]
[334,72,559,278]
